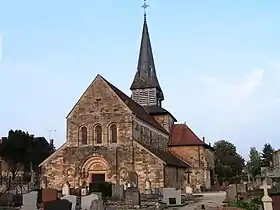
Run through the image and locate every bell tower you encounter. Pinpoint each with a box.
[130,0,164,107]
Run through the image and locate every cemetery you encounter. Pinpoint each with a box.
[0,174,199,210]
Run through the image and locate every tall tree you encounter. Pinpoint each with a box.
[0,130,54,179]
[0,130,30,178]
[214,140,245,182]
[248,147,261,179]
[261,143,274,167]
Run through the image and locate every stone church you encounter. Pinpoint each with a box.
[39,14,215,193]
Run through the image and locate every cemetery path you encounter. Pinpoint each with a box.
[179,192,226,210]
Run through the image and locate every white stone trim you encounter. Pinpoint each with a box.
[134,141,166,165]
[39,143,68,167]
[134,117,169,138]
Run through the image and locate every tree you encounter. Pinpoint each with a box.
[261,143,274,167]
[0,130,54,179]
[214,140,245,182]
[248,147,261,179]
[0,130,31,179]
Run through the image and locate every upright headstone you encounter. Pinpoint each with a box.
[125,188,140,205]
[62,183,70,196]
[45,199,72,210]
[90,199,104,210]
[145,180,151,195]
[21,191,38,210]
[225,184,237,202]
[81,193,99,209]
[42,188,58,203]
[260,180,273,210]
[62,195,77,210]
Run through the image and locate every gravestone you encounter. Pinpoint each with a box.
[145,180,151,195]
[162,188,181,205]
[0,192,22,207]
[225,184,237,202]
[125,188,140,205]
[90,199,104,210]
[62,195,77,210]
[81,187,87,196]
[112,184,124,199]
[260,180,273,210]
[21,191,38,210]
[62,183,70,196]
[45,199,72,210]
[185,185,193,194]
[42,188,57,203]
[81,193,99,209]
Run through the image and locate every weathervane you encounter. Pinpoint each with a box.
[142,0,149,18]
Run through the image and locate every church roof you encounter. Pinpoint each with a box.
[170,124,214,151]
[130,16,163,93]
[144,105,177,122]
[101,75,168,135]
[137,140,190,168]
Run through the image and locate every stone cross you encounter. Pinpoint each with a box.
[260,179,273,210]
[260,179,271,196]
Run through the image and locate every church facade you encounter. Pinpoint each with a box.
[39,15,214,192]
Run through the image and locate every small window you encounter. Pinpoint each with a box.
[95,125,102,144]
[140,126,144,141]
[149,131,153,144]
[81,126,87,145]
[110,124,117,143]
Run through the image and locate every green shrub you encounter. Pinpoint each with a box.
[228,198,261,210]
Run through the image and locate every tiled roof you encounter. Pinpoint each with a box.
[101,76,168,135]
[170,124,214,151]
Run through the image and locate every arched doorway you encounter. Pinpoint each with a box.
[81,156,109,186]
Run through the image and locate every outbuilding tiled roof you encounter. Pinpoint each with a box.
[170,124,214,151]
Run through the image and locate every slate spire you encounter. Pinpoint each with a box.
[130,15,163,94]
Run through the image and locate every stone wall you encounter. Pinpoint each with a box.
[170,145,214,189]
[164,166,185,191]
[66,75,132,147]
[41,146,66,189]
[132,120,169,151]
[153,114,174,133]
[134,142,164,192]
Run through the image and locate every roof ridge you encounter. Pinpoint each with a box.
[100,76,168,134]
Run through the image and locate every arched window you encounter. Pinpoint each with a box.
[95,125,102,144]
[110,124,117,143]
[81,126,87,145]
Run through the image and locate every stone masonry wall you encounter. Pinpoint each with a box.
[170,146,211,188]
[66,75,132,147]
[134,142,164,192]
[152,114,174,133]
[41,146,65,189]
[164,166,185,191]
[133,120,169,151]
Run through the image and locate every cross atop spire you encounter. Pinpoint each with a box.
[142,0,149,20]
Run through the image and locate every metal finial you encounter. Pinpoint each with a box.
[141,0,149,20]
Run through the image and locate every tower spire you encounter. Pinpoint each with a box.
[130,0,164,107]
